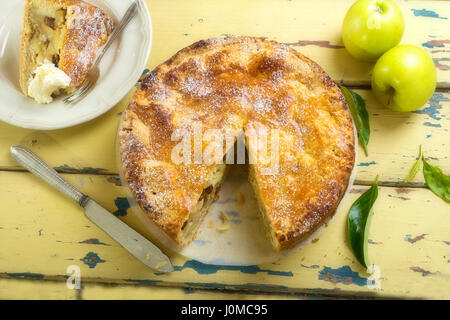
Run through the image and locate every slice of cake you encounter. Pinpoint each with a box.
[19,0,114,104]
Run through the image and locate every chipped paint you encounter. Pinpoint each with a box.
[183,281,290,292]
[423,122,441,128]
[404,234,427,243]
[318,266,368,286]
[173,260,293,277]
[113,197,130,217]
[431,49,450,54]
[358,161,376,167]
[411,9,447,20]
[107,176,122,186]
[78,238,111,246]
[124,279,162,286]
[80,252,106,269]
[410,266,433,277]
[5,272,45,280]
[284,40,344,49]
[368,239,383,245]
[388,194,410,201]
[54,165,108,175]
[300,264,320,269]
[422,39,450,49]
[433,58,450,71]
[413,93,448,120]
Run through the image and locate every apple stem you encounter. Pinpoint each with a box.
[386,87,395,106]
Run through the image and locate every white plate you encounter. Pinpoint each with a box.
[0,0,152,130]
[116,121,358,266]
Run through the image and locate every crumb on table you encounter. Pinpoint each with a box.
[216,223,231,232]
[220,212,228,223]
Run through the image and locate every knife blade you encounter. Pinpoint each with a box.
[83,198,173,272]
[10,145,173,273]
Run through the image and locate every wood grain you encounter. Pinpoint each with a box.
[1,0,449,299]
[0,277,308,300]
[0,171,448,299]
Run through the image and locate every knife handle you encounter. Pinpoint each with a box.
[10,146,88,207]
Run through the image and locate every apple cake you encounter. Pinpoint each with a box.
[119,37,355,251]
[19,0,114,103]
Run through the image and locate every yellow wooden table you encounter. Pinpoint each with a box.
[0,0,449,300]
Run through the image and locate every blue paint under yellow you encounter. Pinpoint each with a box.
[318,266,368,287]
[81,252,106,269]
[78,238,111,246]
[173,260,293,277]
[411,8,448,20]
[413,93,448,120]
[113,197,130,217]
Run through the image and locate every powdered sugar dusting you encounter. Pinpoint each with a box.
[119,36,355,249]
[60,2,114,86]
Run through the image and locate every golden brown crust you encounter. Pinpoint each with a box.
[119,37,355,249]
[59,0,114,87]
[19,0,114,95]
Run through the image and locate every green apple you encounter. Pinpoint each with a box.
[342,0,405,61]
[371,45,437,112]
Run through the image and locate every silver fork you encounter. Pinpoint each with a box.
[63,0,140,104]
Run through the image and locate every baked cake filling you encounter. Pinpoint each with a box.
[23,1,71,103]
[180,164,226,245]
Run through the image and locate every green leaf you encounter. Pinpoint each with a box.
[422,155,450,203]
[347,176,379,268]
[405,145,423,182]
[339,85,370,156]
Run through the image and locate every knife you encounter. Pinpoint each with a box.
[10,145,173,273]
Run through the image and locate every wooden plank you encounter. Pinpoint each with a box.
[0,90,447,185]
[147,0,450,87]
[0,171,448,299]
[80,282,306,300]
[0,278,79,300]
[0,278,306,300]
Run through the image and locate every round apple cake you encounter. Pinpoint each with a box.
[119,36,355,251]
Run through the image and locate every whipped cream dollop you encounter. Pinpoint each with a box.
[28,60,71,104]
